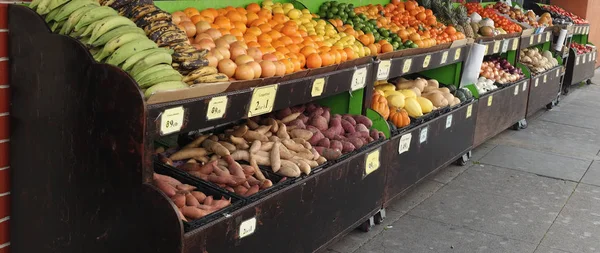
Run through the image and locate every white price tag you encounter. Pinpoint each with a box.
[589,53,593,62]
[534,78,539,87]
[537,34,542,43]
[484,45,489,55]
[543,75,547,83]
[311,78,325,97]
[514,84,519,95]
[454,48,461,60]
[239,217,257,239]
[529,36,534,45]
[546,32,551,42]
[423,55,431,68]
[402,59,412,73]
[512,38,519,51]
[487,95,493,106]
[522,81,527,91]
[445,114,453,129]
[351,67,367,90]
[365,148,381,176]
[398,133,412,155]
[377,60,391,80]
[440,51,448,64]
[583,55,587,64]
[576,56,580,66]
[493,41,500,53]
[501,40,509,53]
[206,96,228,120]
[556,69,560,77]
[160,106,184,135]
[466,104,473,119]
[419,127,428,143]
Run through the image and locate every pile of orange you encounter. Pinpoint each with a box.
[171,1,372,81]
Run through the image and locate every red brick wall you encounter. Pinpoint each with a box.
[0,3,8,253]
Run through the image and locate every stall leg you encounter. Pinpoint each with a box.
[358,217,375,232]
[374,209,386,225]
[511,119,528,130]
[455,150,472,166]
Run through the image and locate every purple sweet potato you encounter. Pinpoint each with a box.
[290,104,306,114]
[356,123,369,133]
[314,146,342,160]
[317,138,330,148]
[330,140,343,151]
[329,117,345,135]
[341,119,355,134]
[287,119,306,129]
[370,129,380,140]
[298,113,309,124]
[306,125,320,133]
[309,107,324,118]
[353,115,373,128]
[308,130,325,145]
[309,115,328,131]
[341,141,356,153]
[306,103,318,114]
[347,137,364,149]
[342,115,356,126]
[346,131,365,139]
[276,107,292,120]
[322,109,331,123]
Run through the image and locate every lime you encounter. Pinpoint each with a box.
[319,11,327,17]
[320,5,329,11]
[326,12,334,19]
[410,43,418,48]
[348,11,356,18]
[392,41,400,49]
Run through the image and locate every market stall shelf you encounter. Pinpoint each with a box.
[564,49,596,86]
[520,31,553,49]
[525,66,563,117]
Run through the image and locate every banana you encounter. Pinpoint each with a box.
[135,10,172,28]
[43,0,71,15]
[60,5,96,35]
[95,33,148,61]
[105,39,158,66]
[137,69,182,88]
[143,20,171,34]
[121,48,166,71]
[132,64,173,81]
[90,26,144,47]
[35,0,55,15]
[30,0,44,10]
[182,66,218,83]
[54,0,97,22]
[50,20,65,32]
[100,0,116,7]
[73,6,117,32]
[130,5,158,22]
[190,73,229,84]
[144,81,188,98]
[130,51,173,77]
[89,16,136,45]
[108,0,134,9]
[75,18,102,38]
[45,7,62,22]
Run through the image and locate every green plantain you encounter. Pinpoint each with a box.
[89,16,136,44]
[105,39,158,66]
[130,50,173,77]
[144,81,188,98]
[90,26,145,47]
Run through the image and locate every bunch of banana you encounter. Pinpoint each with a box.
[29,0,189,98]
[106,3,225,84]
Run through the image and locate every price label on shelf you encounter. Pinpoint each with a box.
[402,59,412,74]
[583,55,587,64]
[239,217,257,239]
[454,48,461,60]
[466,104,473,119]
[351,67,368,91]
[206,96,228,120]
[445,114,453,129]
[248,84,277,117]
[501,40,509,53]
[398,133,412,155]
[423,55,431,68]
[589,53,593,62]
[593,53,596,60]
[441,51,448,64]
[364,148,381,176]
[576,56,580,66]
[419,126,428,144]
[493,41,500,53]
[377,60,391,80]
[537,34,542,43]
[546,32,551,42]
[512,38,519,51]
[160,106,184,135]
[522,81,527,91]
[556,69,560,77]
[484,45,489,55]
[311,78,325,97]
[514,84,519,96]
[534,78,539,87]
[543,75,547,83]
[529,36,534,45]
[487,95,493,107]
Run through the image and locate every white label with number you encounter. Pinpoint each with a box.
[455,48,461,60]
[589,53,593,62]
[583,55,587,64]
[398,133,412,155]
[206,96,228,120]
[543,75,547,83]
[239,217,257,239]
[441,51,448,64]
[556,69,560,77]
[546,32,551,42]
[512,38,519,51]
[535,78,539,87]
[419,127,428,143]
[529,36,534,45]
[487,96,493,106]
[365,148,381,176]
[576,56,580,66]
[423,55,431,68]
[160,106,184,135]
[377,60,391,80]
[445,114,453,129]
[537,34,542,43]
[402,59,412,73]
[501,40,509,53]
[351,67,367,90]
[522,81,527,91]
[466,104,473,118]
[514,84,519,95]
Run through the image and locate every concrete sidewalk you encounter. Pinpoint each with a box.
[328,71,600,253]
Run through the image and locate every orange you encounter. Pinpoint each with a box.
[276,46,290,55]
[257,33,272,43]
[290,36,303,44]
[268,19,279,27]
[271,40,285,49]
[233,21,247,33]
[367,44,378,56]
[409,33,421,41]
[318,46,331,53]
[381,43,394,53]
[199,9,214,19]
[236,7,247,14]
[332,49,341,64]
[295,53,306,67]
[320,52,334,66]
[359,34,371,45]
[344,48,355,60]
[246,27,262,36]
[246,12,259,24]
[257,9,272,20]
[273,51,286,60]
[190,15,203,24]
[184,7,200,17]
[339,50,348,62]
[273,13,289,24]
[258,23,272,33]
[280,58,295,74]
[226,11,243,23]
[281,26,298,37]
[416,12,427,21]
[246,3,261,13]
[267,30,282,40]
[279,36,293,46]
[261,46,276,54]
[291,58,302,72]
[250,18,267,27]
[306,53,322,68]
[287,44,300,53]
[214,17,231,30]
[229,28,244,37]
[247,41,261,48]
[219,28,231,35]
[300,46,317,57]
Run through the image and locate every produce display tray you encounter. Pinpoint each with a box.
[382,100,477,206]
[564,49,596,85]
[473,80,529,147]
[526,66,563,117]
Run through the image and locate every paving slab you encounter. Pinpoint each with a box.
[534,246,573,253]
[471,142,498,162]
[538,110,600,130]
[409,182,565,243]
[387,179,445,214]
[479,145,591,182]
[431,164,471,184]
[541,184,600,253]
[550,103,600,118]
[448,165,576,204]
[582,161,600,187]
[354,215,536,253]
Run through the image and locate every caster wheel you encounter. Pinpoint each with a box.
[546,100,557,110]
[455,151,472,166]
[587,79,593,85]
[512,119,528,130]
[374,209,386,225]
[358,217,375,232]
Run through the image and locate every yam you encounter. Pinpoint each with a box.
[322,109,331,123]
[306,125,320,133]
[287,119,306,129]
[309,115,328,131]
[309,107,324,118]
[282,139,306,152]
[202,140,231,157]
[260,179,273,189]
[188,171,208,180]
[341,119,355,134]
[427,79,439,88]
[298,114,309,124]
[211,197,231,209]
[231,150,250,161]
[246,119,259,130]
[265,130,273,137]
[305,103,319,114]
[314,147,342,160]
[278,144,294,159]
[229,136,246,145]
[195,156,209,164]
[154,173,182,186]
[308,130,325,145]
[330,140,343,151]
[234,185,248,195]
[249,140,261,154]
[290,104,306,114]
[356,124,369,133]
[342,115,356,125]
[231,125,249,137]
[292,159,311,175]
[353,115,373,128]
[268,136,280,142]
[316,156,327,165]
[224,155,245,178]
[183,135,209,149]
[310,148,320,160]
[170,148,208,161]
[261,118,279,133]
[218,141,236,152]
[259,141,274,151]
[317,138,330,148]
[158,154,172,166]
[208,135,218,141]
[370,129,380,140]
[278,160,301,177]
[341,141,356,153]
[347,137,364,149]
[246,175,261,186]
[255,125,272,134]
[203,196,213,206]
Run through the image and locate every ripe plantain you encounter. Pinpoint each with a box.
[130,50,173,77]
[90,26,145,47]
[155,30,188,47]
[182,66,217,83]
[144,81,188,98]
[179,58,209,70]
[189,73,229,84]
[135,10,172,28]
[129,5,158,22]
[89,16,136,45]
[148,26,180,41]
[143,20,171,34]
[105,39,158,66]
[73,6,117,32]
[95,33,148,61]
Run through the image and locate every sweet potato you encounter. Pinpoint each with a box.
[225,186,235,192]
[186,193,201,207]
[229,136,246,145]
[202,140,231,157]
[176,184,197,192]
[217,133,227,141]
[347,137,364,149]
[158,154,174,166]
[303,159,319,168]
[309,115,328,131]
[260,179,273,189]
[287,119,306,129]
[293,150,314,160]
[265,131,273,137]
[212,164,230,177]
[271,142,281,172]
[282,112,301,123]
[224,155,245,178]
[282,139,306,152]
[170,148,208,161]
[330,140,343,151]
[330,117,344,135]
[183,135,209,149]
[246,119,259,130]
[353,115,373,128]
[255,125,272,134]
[259,141,274,151]
[309,107,324,118]
[243,130,269,142]
[254,150,270,157]
[252,153,271,166]
[171,193,186,207]
[305,103,318,114]
[356,124,369,133]
[370,129,380,140]
[290,129,313,140]
[268,136,280,142]
[308,130,325,145]
[278,160,301,177]
[210,154,219,161]
[290,104,306,114]
[294,159,311,175]
[155,180,177,197]
[234,185,248,195]
[189,171,208,180]
[298,114,309,124]
[322,122,343,139]
[176,208,188,222]
[154,173,182,186]
[181,206,212,219]
[244,185,260,196]
[261,118,279,133]
[203,196,213,206]
[341,141,356,153]
[208,135,219,141]
[231,125,249,137]
[191,191,207,203]
[211,197,231,209]
[278,145,294,159]
[218,141,236,152]
[322,109,331,123]
[342,115,356,126]
[314,147,342,160]
[155,146,165,154]
[246,175,261,186]
[316,156,327,165]
[341,119,356,134]
[276,107,292,119]
[231,150,250,161]
[249,155,266,181]
[249,140,261,154]
[310,148,320,160]
[276,123,290,139]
